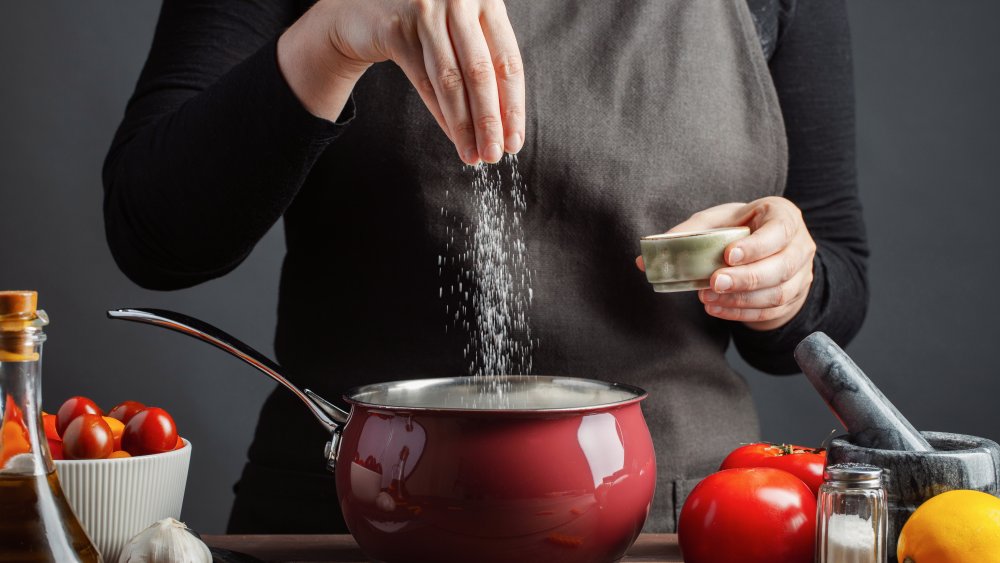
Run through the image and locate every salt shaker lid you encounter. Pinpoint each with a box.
[824,463,883,488]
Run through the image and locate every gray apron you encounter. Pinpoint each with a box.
[258,0,787,533]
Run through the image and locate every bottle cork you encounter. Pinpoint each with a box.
[0,291,37,319]
[0,290,41,361]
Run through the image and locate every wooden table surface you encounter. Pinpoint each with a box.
[203,534,683,563]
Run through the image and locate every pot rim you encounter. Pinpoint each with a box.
[342,375,647,414]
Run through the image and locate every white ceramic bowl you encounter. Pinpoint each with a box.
[54,440,192,562]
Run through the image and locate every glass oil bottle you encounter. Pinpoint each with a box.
[0,290,101,562]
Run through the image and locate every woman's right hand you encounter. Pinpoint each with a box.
[278,0,525,165]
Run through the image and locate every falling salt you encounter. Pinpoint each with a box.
[436,154,536,407]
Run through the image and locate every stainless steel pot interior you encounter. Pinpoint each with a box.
[345,375,646,412]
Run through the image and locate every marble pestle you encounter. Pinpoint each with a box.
[794,332,933,452]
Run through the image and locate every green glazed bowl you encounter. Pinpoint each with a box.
[640,227,751,292]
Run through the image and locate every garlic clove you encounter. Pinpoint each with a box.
[118,517,211,563]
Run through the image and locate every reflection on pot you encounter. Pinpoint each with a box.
[337,403,655,563]
[351,411,428,509]
[349,463,380,505]
[578,412,625,488]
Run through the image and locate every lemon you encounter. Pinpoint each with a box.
[897,489,1000,563]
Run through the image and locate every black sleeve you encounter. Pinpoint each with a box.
[732,0,870,374]
[102,0,352,290]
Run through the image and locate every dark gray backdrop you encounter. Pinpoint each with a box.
[1,2,997,533]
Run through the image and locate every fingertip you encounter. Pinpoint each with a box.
[504,131,523,154]
[460,146,481,165]
[635,256,645,272]
[482,143,503,164]
[713,273,733,293]
[727,246,745,266]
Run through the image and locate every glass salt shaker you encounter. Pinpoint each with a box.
[815,463,887,563]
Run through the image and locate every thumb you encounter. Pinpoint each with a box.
[666,202,750,234]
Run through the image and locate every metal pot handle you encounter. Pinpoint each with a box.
[107,308,348,468]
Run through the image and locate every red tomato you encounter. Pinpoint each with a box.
[62,414,114,460]
[122,408,177,456]
[42,413,60,441]
[56,396,103,438]
[48,438,65,460]
[679,468,816,563]
[720,442,827,496]
[108,400,146,426]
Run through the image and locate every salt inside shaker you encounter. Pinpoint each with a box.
[816,463,887,563]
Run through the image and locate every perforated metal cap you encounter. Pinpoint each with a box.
[824,463,883,488]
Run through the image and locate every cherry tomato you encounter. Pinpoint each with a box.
[42,413,60,441]
[56,396,103,438]
[62,414,114,460]
[679,468,816,563]
[173,435,185,450]
[108,400,146,426]
[122,407,177,456]
[720,442,827,495]
[108,450,131,459]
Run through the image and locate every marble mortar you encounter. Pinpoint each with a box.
[828,432,1000,560]
[795,332,1000,560]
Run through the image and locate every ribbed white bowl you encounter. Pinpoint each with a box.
[54,440,191,562]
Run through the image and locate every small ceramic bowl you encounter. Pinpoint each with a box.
[55,440,191,562]
[640,227,750,292]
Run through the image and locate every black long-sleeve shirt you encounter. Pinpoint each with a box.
[104,0,867,375]
[104,0,868,533]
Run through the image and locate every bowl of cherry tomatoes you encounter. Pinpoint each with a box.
[47,396,190,562]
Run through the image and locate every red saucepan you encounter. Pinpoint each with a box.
[108,308,656,563]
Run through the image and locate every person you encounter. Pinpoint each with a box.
[103,0,867,533]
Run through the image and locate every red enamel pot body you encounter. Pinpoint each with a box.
[102,312,656,563]
[335,376,656,563]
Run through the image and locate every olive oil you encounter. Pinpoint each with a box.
[0,472,101,562]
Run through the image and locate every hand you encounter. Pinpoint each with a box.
[278,0,525,165]
[636,197,817,331]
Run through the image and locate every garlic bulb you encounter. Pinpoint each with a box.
[118,518,211,563]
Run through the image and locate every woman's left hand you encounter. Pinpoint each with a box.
[636,196,817,331]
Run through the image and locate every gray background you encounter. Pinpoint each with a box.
[1,1,997,533]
